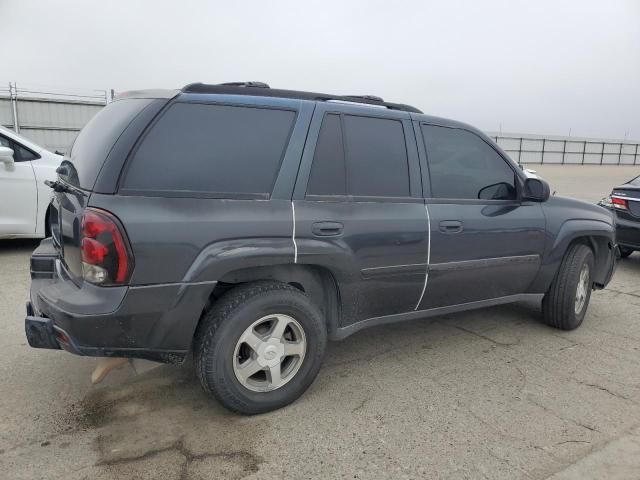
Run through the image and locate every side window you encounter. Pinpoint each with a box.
[0,135,39,162]
[306,114,346,196]
[421,125,517,200]
[306,113,411,199]
[16,144,38,161]
[122,103,296,197]
[343,115,410,197]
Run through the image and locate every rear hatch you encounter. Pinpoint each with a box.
[49,98,157,283]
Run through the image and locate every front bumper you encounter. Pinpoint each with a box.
[25,238,214,363]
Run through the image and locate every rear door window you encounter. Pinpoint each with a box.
[64,98,153,189]
[343,115,410,198]
[421,125,517,200]
[306,113,410,199]
[306,114,346,196]
[122,103,296,198]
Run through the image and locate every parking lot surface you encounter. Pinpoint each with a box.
[1,165,640,479]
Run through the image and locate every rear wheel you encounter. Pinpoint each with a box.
[619,246,634,258]
[542,244,595,330]
[195,281,326,414]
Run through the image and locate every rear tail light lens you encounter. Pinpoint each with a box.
[611,196,629,211]
[80,208,133,285]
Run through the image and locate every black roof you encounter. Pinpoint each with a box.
[181,82,422,114]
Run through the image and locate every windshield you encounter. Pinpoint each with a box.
[61,98,152,189]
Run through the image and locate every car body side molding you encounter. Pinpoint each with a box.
[429,254,540,272]
[331,293,544,340]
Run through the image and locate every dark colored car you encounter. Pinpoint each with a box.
[25,82,617,414]
[599,176,640,258]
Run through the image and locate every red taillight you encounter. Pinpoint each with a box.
[611,196,629,210]
[81,238,108,264]
[55,330,70,344]
[80,208,133,285]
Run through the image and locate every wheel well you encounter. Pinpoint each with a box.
[202,264,341,334]
[568,236,596,253]
[566,235,613,287]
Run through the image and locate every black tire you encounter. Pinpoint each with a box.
[619,246,634,258]
[44,206,51,238]
[542,244,595,330]
[194,281,326,414]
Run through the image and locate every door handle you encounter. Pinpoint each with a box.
[312,221,344,237]
[439,220,463,234]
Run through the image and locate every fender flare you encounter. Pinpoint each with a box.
[529,218,615,293]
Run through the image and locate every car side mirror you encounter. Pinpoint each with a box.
[523,177,550,202]
[478,182,516,200]
[0,146,15,165]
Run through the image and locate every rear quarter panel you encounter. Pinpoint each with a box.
[88,194,295,285]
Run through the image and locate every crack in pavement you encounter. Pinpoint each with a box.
[351,396,371,413]
[542,420,640,479]
[524,397,600,433]
[95,436,262,480]
[486,448,535,479]
[555,440,591,446]
[452,325,521,346]
[578,381,631,401]
[603,288,640,299]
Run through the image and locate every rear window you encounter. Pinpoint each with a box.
[121,103,296,198]
[63,99,153,189]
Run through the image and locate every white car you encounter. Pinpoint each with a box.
[0,126,62,239]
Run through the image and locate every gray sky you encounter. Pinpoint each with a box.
[2,0,639,139]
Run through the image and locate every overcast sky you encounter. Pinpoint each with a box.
[2,0,638,139]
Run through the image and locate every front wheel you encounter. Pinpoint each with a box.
[542,244,595,330]
[195,281,326,414]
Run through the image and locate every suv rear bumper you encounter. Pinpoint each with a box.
[25,238,214,363]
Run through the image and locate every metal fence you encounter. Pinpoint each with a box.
[0,82,107,154]
[489,134,640,166]
[1,82,639,165]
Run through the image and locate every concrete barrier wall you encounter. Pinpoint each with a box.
[0,83,106,154]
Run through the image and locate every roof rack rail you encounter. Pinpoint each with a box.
[180,83,422,113]
[346,95,384,102]
[218,81,270,88]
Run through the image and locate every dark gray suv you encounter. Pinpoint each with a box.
[25,82,617,414]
